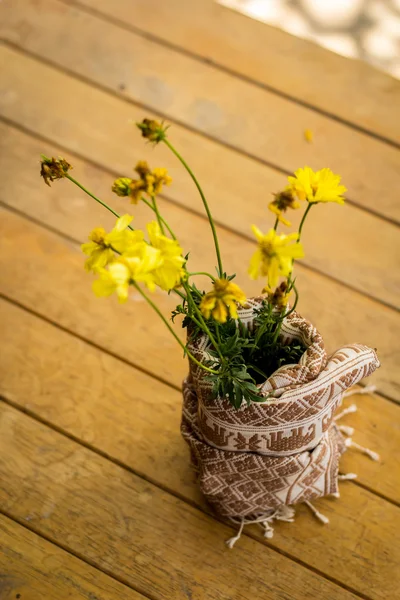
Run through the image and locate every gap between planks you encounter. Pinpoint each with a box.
[1,116,399,314]
[0,400,380,600]
[60,0,400,151]
[1,38,399,230]
[0,294,398,509]
[0,509,158,600]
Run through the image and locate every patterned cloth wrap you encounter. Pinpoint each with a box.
[181,298,380,519]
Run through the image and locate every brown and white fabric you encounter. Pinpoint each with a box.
[181,298,380,519]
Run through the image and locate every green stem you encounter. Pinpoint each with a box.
[140,197,176,239]
[151,195,165,235]
[188,271,216,281]
[287,203,312,284]
[183,281,224,363]
[297,203,312,243]
[173,289,187,301]
[163,138,224,277]
[273,217,279,231]
[215,322,222,346]
[272,283,299,344]
[133,282,219,375]
[65,174,134,231]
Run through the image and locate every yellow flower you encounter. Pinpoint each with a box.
[129,179,146,204]
[146,221,186,290]
[135,162,171,197]
[200,279,246,323]
[93,244,162,301]
[122,244,163,292]
[81,215,141,272]
[268,189,300,227]
[112,162,172,204]
[152,167,172,195]
[92,262,132,303]
[249,226,304,288]
[287,166,346,205]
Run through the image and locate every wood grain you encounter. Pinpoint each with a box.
[0,403,364,600]
[1,297,398,507]
[67,0,400,145]
[0,1,398,596]
[0,198,398,400]
[0,54,399,308]
[1,1,400,224]
[0,514,145,600]
[1,402,399,600]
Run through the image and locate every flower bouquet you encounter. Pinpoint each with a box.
[40,119,380,546]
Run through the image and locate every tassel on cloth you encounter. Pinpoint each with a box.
[343,384,376,399]
[334,403,357,421]
[304,500,329,525]
[335,386,380,461]
[345,438,380,461]
[225,505,296,549]
[338,424,355,436]
[338,473,358,481]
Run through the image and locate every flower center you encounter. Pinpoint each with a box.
[213,279,230,297]
[260,240,275,259]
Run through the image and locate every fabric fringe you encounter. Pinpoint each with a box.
[343,384,376,398]
[345,438,380,461]
[226,505,295,549]
[222,384,380,548]
[336,386,380,461]
[304,500,329,524]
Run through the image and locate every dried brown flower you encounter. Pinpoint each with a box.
[40,155,72,186]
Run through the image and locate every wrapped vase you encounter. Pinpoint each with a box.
[181,298,380,531]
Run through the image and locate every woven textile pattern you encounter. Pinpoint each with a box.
[181,300,380,518]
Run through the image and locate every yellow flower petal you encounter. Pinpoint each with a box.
[248,227,304,288]
[287,166,346,205]
[200,279,246,323]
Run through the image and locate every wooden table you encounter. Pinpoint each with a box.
[0,1,399,598]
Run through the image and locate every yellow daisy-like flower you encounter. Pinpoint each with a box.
[93,244,162,302]
[81,215,142,272]
[200,279,246,323]
[146,221,186,290]
[249,226,304,288]
[92,262,132,303]
[287,166,346,205]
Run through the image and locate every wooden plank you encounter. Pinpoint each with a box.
[1,1,399,225]
[1,297,398,506]
[67,0,400,146]
[0,514,146,600]
[0,403,363,600]
[1,402,399,600]
[0,198,398,400]
[0,55,399,309]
